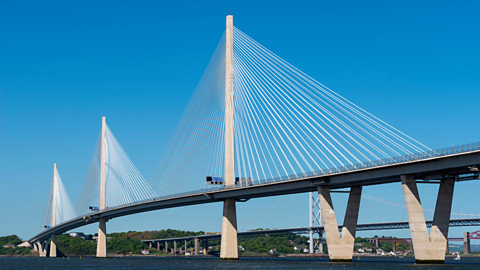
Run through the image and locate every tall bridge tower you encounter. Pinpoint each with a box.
[49,163,57,257]
[97,116,107,257]
[220,14,238,260]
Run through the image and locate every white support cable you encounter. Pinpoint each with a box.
[235,52,319,173]
[233,31,400,160]
[234,28,428,154]
[234,42,361,169]
[234,38,384,163]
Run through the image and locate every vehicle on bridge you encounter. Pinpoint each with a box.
[206,176,253,186]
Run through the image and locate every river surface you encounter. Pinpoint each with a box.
[2,256,480,269]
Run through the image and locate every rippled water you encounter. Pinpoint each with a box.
[2,256,480,269]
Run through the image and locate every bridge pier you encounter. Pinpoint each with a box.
[195,238,199,255]
[96,219,107,257]
[36,241,49,257]
[49,234,57,257]
[174,241,177,255]
[156,242,160,251]
[221,198,238,259]
[318,185,362,262]
[203,240,207,255]
[165,241,168,253]
[464,232,470,254]
[401,175,454,264]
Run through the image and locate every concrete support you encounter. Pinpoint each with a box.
[401,175,455,264]
[165,241,168,252]
[174,241,177,255]
[96,117,107,258]
[445,241,449,255]
[194,238,199,256]
[220,14,239,261]
[49,234,57,257]
[156,242,160,251]
[149,242,152,249]
[203,240,207,256]
[37,241,49,257]
[464,232,470,254]
[317,185,362,261]
[393,241,396,253]
[309,191,314,253]
[96,219,107,257]
[50,163,57,258]
[375,239,379,248]
[221,198,238,259]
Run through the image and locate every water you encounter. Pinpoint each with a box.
[2,257,480,269]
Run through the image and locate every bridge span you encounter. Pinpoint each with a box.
[29,145,480,245]
[31,15,480,265]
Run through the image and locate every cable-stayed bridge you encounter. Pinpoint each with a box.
[29,16,480,264]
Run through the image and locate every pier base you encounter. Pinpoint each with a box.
[401,175,454,264]
[96,218,107,257]
[49,234,57,257]
[220,198,238,260]
[318,186,362,262]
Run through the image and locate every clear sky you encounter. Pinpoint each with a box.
[1,0,479,241]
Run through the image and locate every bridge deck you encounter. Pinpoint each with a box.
[29,146,480,243]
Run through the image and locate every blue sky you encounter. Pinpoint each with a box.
[1,0,479,240]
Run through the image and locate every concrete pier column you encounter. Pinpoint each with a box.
[221,198,238,259]
[317,185,362,261]
[38,241,49,257]
[156,242,160,251]
[185,240,187,255]
[401,175,454,264]
[464,232,470,254]
[174,241,177,255]
[194,238,199,256]
[375,239,379,248]
[203,240,207,256]
[446,241,449,255]
[149,242,152,249]
[96,219,107,257]
[165,241,168,252]
[393,241,396,253]
[49,234,57,257]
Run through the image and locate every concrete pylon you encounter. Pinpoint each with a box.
[50,163,57,257]
[96,116,107,258]
[220,14,238,260]
[203,240,207,256]
[317,185,362,261]
[174,241,177,255]
[401,175,455,264]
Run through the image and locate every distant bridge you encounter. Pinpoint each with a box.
[141,218,480,243]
